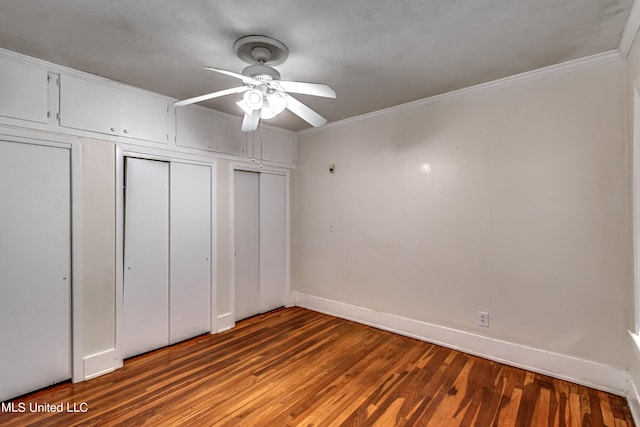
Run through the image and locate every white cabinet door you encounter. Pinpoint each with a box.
[0,140,71,401]
[60,74,120,136]
[260,128,296,165]
[176,106,244,156]
[260,173,287,312]
[0,56,48,123]
[169,162,211,343]
[120,90,169,143]
[121,158,170,359]
[234,170,261,321]
[60,74,170,143]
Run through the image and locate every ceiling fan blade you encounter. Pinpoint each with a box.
[204,67,262,86]
[285,94,327,127]
[241,110,261,132]
[174,86,248,107]
[278,80,336,98]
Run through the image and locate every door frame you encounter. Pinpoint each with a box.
[0,127,83,384]
[115,145,217,363]
[228,163,291,330]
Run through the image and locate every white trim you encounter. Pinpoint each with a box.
[298,50,622,136]
[625,332,640,424]
[635,86,640,333]
[228,165,237,329]
[628,382,640,426]
[294,292,628,395]
[216,313,234,333]
[284,169,293,308]
[210,161,219,335]
[0,125,77,146]
[70,138,84,383]
[83,349,120,380]
[114,145,125,365]
[619,0,640,59]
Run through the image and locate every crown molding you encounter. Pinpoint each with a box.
[299,50,623,136]
[619,0,640,58]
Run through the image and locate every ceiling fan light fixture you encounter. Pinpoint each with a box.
[261,91,288,119]
[243,89,264,111]
[236,100,252,115]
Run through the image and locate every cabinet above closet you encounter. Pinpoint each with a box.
[0,56,49,124]
[175,105,244,156]
[59,74,170,144]
[248,127,296,165]
[0,48,296,166]
[177,104,296,165]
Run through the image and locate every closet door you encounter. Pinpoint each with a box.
[234,171,261,321]
[122,158,169,358]
[170,162,211,343]
[0,140,71,401]
[260,173,287,312]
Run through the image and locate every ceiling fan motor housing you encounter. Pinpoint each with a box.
[242,64,281,81]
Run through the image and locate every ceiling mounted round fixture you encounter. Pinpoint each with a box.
[174,35,335,132]
[234,35,289,66]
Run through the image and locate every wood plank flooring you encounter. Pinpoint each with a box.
[0,307,634,426]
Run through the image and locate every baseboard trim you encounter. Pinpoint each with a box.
[628,376,640,425]
[293,291,627,395]
[215,312,234,333]
[83,349,121,380]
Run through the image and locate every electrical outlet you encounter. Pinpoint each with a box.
[478,311,489,328]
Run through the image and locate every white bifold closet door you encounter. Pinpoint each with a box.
[0,140,71,401]
[259,173,286,312]
[169,162,211,344]
[234,170,286,321]
[122,158,211,359]
[234,171,261,321]
[122,158,170,358]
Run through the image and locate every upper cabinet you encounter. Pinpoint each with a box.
[176,105,296,164]
[0,56,48,123]
[0,50,296,165]
[258,128,296,165]
[176,106,244,156]
[59,74,170,144]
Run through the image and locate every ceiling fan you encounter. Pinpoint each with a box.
[174,35,336,132]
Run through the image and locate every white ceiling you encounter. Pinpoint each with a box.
[0,1,633,131]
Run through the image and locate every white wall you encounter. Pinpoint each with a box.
[294,60,630,370]
[81,139,116,355]
[624,16,640,412]
[216,160,233,319]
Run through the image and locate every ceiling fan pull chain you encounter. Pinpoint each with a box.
[251,130,256,163]
[259,121,263,168]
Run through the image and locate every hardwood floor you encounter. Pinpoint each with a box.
[0,307,634,426]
